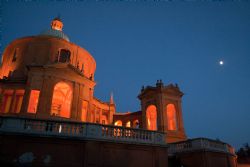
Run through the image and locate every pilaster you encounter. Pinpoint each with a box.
[70,82,80,120]
[36,76,54,118]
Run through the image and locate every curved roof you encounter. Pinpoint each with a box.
[39,29,70,42]
[53,16,62,22]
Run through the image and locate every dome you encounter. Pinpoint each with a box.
[39,29,70,42]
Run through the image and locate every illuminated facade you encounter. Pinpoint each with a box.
[0,17,237,167]
[0,17,186,143]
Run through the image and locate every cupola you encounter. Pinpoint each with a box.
[51,16,63,31]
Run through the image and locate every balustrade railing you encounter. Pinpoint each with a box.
[0,116,166,146]
[168,138,235,155]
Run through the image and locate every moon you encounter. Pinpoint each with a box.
[219,60,224,66]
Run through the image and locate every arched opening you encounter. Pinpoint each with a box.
[166,104,177,131]
[51,82,72,118]
[126,121,131,128]
[146,105,157,131]
[114,120,122,126]
[132,120,140,128]
[114,120,123,137]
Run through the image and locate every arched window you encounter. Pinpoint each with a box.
[114,120,122,126]
[166,104,177,131]
[51,82,72,118]
[58,49,71,63]
[126,121,131,128]
[114,120,123,137]
[146,105,157,131]
[132,120,140,128]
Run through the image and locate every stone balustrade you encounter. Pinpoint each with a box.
[168,138,235,155]
[0,116,166,146]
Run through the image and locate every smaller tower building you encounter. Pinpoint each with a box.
[138,80,187,143]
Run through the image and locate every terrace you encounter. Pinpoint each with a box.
[0,115,166,146]
[168,137,235,155]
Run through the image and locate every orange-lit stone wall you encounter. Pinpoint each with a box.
[90,98,115,124]
[138,83,187,143]
[0,36,96,80]
[0,35,115,125]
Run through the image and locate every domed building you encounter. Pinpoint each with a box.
[0,17,115,124]
[0,17,237,167]
[0,17,186,141]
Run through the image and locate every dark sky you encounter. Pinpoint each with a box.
[1,1,250,149]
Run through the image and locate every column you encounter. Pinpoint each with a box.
[157,93,164,132]
[36,77,54,118]
[162,100,168,132]
[108,105,114,124]
[9,89,16,113]
[76,84,84,121]
[99,109,103,124]
[20,87,31,115]
[141,101,147,129]
[93,106,96,123]
[70,82,80,120]
[177,99,185,132]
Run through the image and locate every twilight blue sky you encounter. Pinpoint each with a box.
[1,1,250,149]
